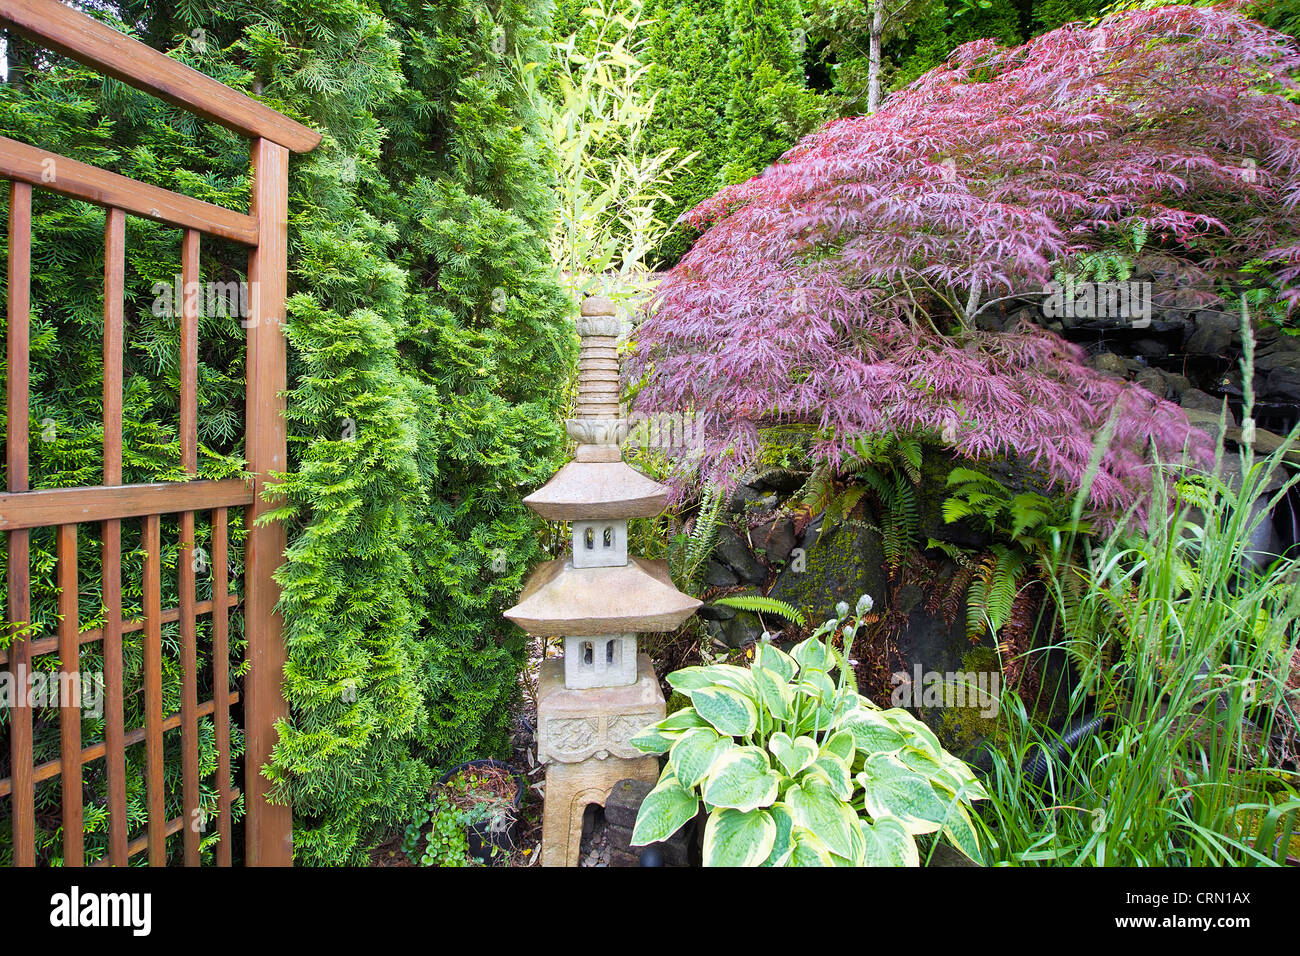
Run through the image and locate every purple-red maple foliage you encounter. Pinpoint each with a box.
[628,4,1300,511]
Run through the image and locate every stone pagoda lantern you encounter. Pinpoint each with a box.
[505,294,699,867]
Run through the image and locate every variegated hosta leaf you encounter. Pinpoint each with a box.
[785,777,859,860]
[860,816,921,867]
[821,729,856,765]
[806,752,853,801]
[752,664,794,722]
[762,803,796,867]
[899,746,990,803]
[665,666,719,695]
[703,808,776,867]
[700,663,759,699]
[940,754,988,800]
[630,726,683,755]
[769,732,818,777]
[788,826,833,866]
[795,701,838,737]
[880,708,943,757]
[839,708,909,753]
[795,668,837,702]
[791,637,833,675]
[657,707,709,731]
[692,685,758,738]
[896,744,947,779]
[854,691,883,711]
[755,642,797,682]
[938,800,984,863]
[701,746,781,812]
[856,753,949,835]
[631,778,699,846]
[668,727,726,789]
[829,688,858,725]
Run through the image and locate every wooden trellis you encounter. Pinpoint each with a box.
[0,0,318,866]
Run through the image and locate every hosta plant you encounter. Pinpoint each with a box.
[630,597,988,865]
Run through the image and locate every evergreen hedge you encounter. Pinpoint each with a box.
[0,0,573,865]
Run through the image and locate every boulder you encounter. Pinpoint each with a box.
[712,527,767,586]
[915,451,993,550]
[749,515,798,566]
[1131,338,1169,361]
[1180,388,1237,423]
[753,468,808,495]
[1134,368,1170,400]
[1254,350,1300,374]
[702,559,739,589]
[1162,371,1191,399]
[1186,312,1237,355]
[606,778,694,867]
[695,602,736,622]
[719,609,765,648]
[1264,367,1300,403]
[883,573,1001,763]
[768,519,889,623]
[1183,408,1228,447]
[726,482,776,515]
[1086,351,1129,378]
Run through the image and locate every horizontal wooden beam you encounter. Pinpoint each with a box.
[0,479,254,531]
[0,593,241,666]
[0,0,320,153]
[0,137,259,245]
[0,693,240,798]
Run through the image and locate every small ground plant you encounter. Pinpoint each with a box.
[402,768,519,867]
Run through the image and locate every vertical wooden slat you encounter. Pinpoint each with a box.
[56,523,83,866]
[178,228,201,865]
[102,206,128,866]
[244,137,292,866]
[6,180,35,867]
[143,512,165,865]
[212,506,232,866]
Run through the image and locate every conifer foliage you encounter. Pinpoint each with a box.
[1,0,572,864]
[630,5,1300,512]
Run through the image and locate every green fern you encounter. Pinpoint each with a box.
[797,435,923,567]
[675,483,725,594]
[711,595,806,628]
[941,465,1090,642]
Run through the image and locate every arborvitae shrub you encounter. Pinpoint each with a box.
[1,0,572,865]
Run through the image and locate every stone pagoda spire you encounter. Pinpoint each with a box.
[505,294,699,866]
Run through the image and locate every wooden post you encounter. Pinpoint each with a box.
[179,228,201,866]
[102,206,129,867]
[244,136,292,866]
[7,181,35,867]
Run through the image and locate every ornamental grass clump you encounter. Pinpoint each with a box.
[980,373,1300,865]
[629,4,1300,514]
[630,597,989,866]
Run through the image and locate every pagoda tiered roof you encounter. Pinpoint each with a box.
[504,556,700,636]
[522,460,669,520]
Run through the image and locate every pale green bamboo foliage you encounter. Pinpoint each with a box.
[981,305,1300,866]
[518,0,696,300]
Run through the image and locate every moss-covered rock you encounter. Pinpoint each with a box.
[768,517,889,623]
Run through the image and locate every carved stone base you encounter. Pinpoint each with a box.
[540,754,662,867]
[537,653,664,866]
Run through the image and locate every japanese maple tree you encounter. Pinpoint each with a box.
[628,3,1300,511]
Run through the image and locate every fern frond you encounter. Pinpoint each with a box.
[712,595,806,627]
